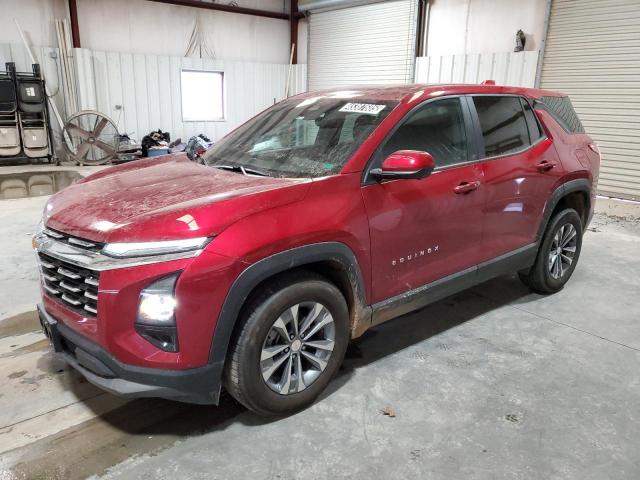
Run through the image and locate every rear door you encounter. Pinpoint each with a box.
[361,96,485,304]
[469,95,563,262]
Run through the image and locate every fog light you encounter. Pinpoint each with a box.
[136,273,180,352]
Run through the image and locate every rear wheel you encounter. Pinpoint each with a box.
[224,272,349,416]
[519,208,583,294]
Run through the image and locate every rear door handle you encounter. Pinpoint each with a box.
[536,160,556,172]
[454,181,480,194]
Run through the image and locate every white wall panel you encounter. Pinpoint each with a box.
[75,0,289,63]
[426,0,546,56]
[414,51,539,87]
[1,0,289,63]
[0,0,67,47]
[72,48,307,143]
[1,43,308,152]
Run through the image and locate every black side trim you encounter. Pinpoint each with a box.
[371,243,538,326]
[372,266,476,327]
[208,242,369,365]
[476,243,537,284]
[537,178,592,240]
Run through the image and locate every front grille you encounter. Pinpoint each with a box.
[43,228,104,252]
[38,252,100,316]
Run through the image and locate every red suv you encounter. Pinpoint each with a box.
[35,84,599,415]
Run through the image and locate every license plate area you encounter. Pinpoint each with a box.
[38,308,64,352]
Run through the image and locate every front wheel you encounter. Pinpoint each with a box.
[519,208,583,294]
[224,272,349,416]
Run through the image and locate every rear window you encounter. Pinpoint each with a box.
[473,96,530,157]
[536,96,585,134]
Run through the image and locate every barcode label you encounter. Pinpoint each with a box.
[339,103,386,115]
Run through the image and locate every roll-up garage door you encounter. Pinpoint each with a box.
[307,0,418,91]
[540,0,640,200]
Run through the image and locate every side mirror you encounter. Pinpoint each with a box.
[371,150,435,180]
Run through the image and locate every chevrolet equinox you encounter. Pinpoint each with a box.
[35,84,600,416]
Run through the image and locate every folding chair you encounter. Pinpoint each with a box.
[16,64,50,159]
[0,63,20,157]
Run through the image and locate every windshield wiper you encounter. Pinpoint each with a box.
[211,164,271,177]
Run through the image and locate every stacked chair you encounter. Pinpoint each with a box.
[0,63,20,157]
[0,62,53,163]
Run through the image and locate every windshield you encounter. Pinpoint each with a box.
[203,96,398,178]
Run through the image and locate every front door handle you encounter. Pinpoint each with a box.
[536,160,556,172]
[454,181,480,194]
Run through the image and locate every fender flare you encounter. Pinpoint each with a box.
[536,178,592,241]
[207,241,369,366]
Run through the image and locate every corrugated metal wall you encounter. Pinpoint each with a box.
[415,51,540,87]
[74,49,307,143]
[308,0,418,90]
[0,43,308,148]
[540,0,640,201]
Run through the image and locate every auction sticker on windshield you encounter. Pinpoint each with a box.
[339,103,387,115]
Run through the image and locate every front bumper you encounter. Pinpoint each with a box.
[38,304,223,404]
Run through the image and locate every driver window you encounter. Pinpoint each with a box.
[381,97,468,168]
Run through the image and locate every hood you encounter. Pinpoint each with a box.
[44,155,310,243]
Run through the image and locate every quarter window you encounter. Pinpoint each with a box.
[473,96,529,157]
[380,98,468,167]
[536,96,584,134]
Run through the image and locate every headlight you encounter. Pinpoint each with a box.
[138,291,177,324]
[135,273,180,352]
[102,237,209,258]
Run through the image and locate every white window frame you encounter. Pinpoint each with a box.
[180,70,225,122]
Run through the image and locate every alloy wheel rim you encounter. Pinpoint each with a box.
[548,223,577,279]
[260,302,335,395]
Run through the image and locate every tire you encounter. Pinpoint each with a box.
[519,208,583,294]
[224,271,350,416]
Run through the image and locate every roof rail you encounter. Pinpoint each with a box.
[481,80,496,85]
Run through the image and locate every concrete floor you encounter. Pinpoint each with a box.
[0,167,639,479]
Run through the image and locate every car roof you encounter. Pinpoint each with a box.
[293,84,565,103]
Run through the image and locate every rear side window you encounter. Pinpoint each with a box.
[521,98,544,144]
[473,96,529,157]
[537,96,585,134]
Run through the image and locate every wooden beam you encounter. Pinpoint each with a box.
[68,0,81,48]
[146,0,303,20]
[290,0,299,64]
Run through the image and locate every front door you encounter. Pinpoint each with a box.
[361,97,485,304]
